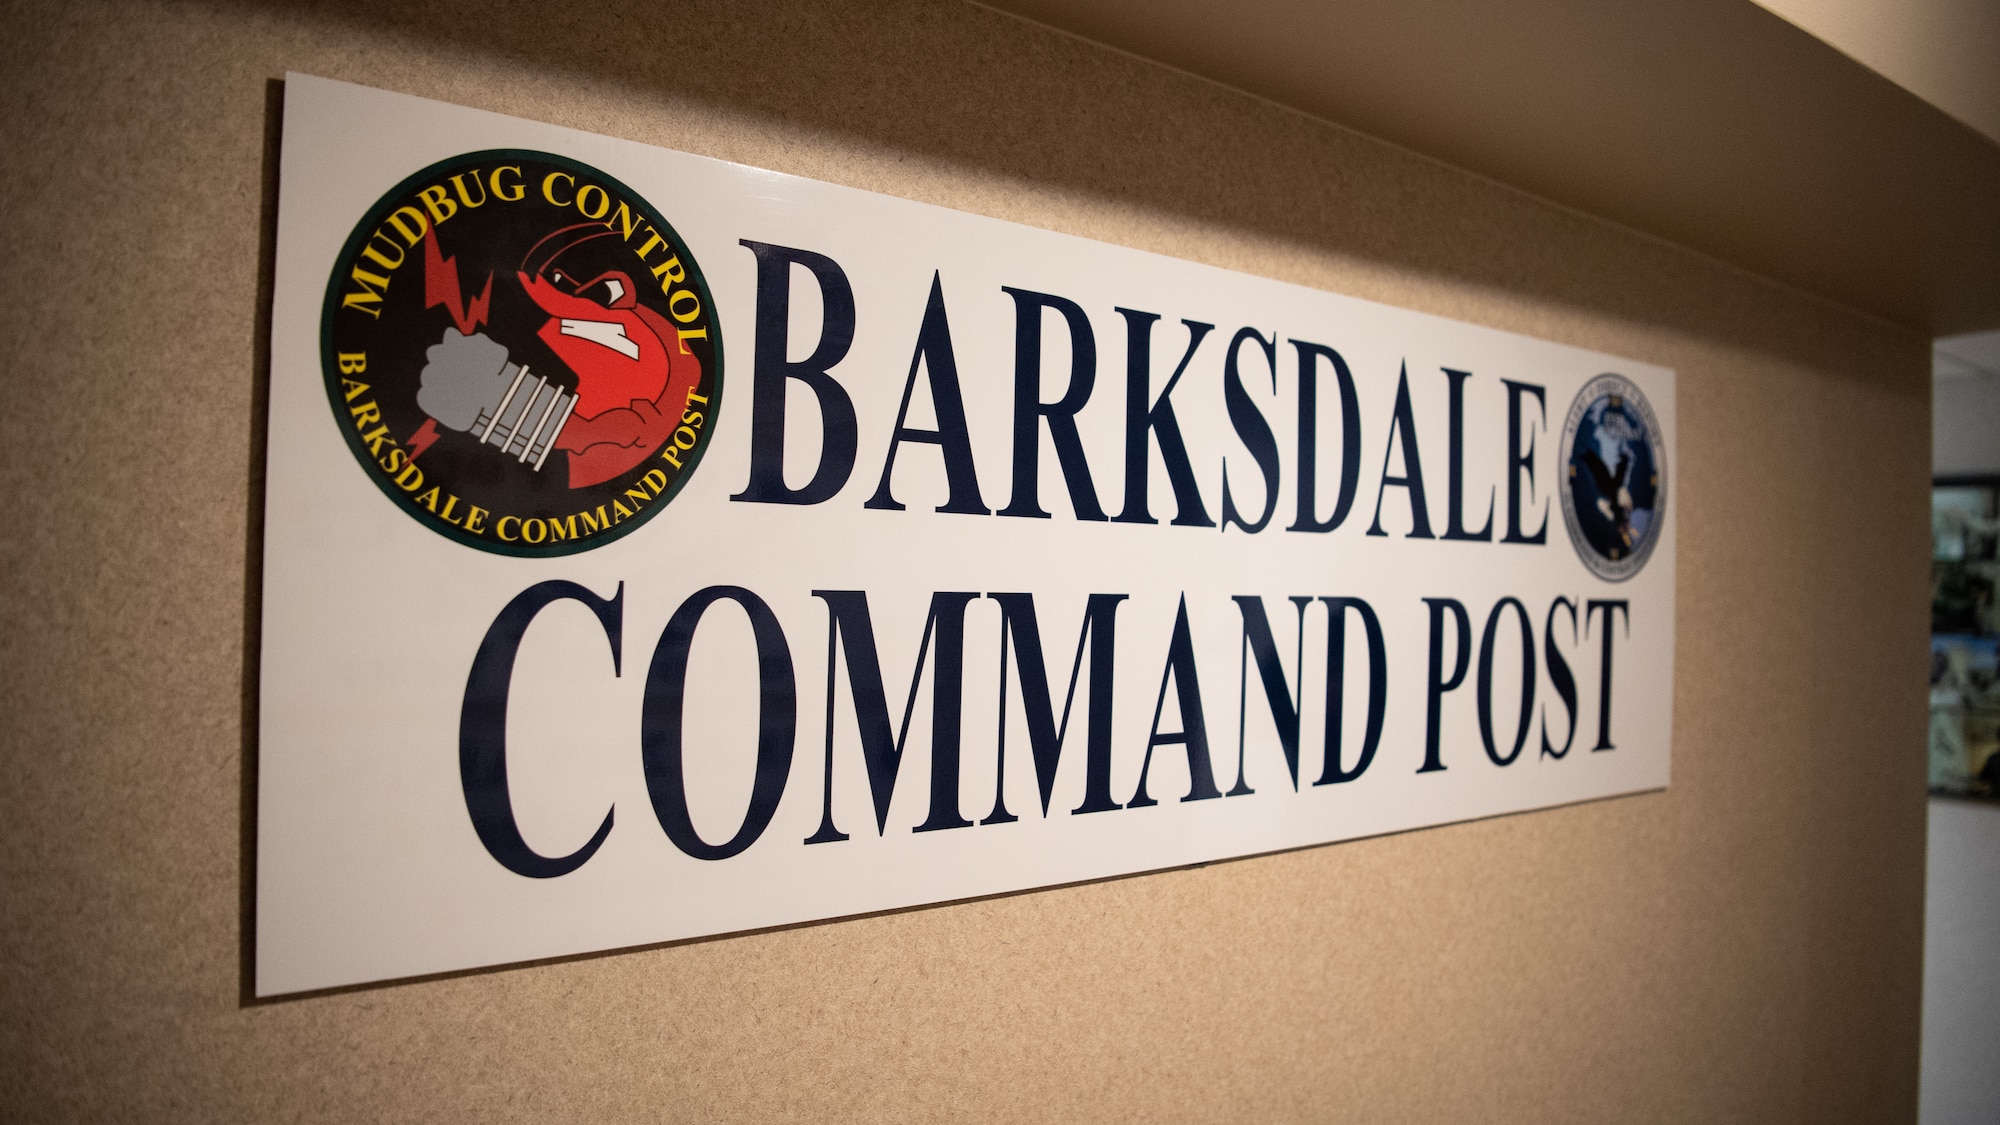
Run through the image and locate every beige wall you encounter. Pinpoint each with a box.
[0,0,1933,1120]
[1754,0,2000,146]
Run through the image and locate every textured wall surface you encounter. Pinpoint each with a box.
[0,0,1932,1121]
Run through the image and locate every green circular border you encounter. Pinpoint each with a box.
[317,147,726,558]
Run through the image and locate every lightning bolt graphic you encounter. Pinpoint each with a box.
[405,417,443,462]
[423,225,493,337]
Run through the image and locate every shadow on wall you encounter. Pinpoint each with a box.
[193,0,1929,393]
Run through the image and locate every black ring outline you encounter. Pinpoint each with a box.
[316,147,726,558]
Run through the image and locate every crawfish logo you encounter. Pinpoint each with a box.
[320,150,721,556]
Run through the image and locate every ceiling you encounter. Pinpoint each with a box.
[1753,0,2000,147]
[976,0,2000,337]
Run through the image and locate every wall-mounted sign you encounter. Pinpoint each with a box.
[257,74,1676,996]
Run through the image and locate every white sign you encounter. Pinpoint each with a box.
[257,74,1675,996]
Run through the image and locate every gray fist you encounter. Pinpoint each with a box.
[418,329,521,433]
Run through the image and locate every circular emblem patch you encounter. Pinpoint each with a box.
[321,150,721,556]
[1558,374,1664,581]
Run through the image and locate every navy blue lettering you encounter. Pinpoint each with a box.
[733,241,858,505]
[1288,340,1362,534]
[807,591,979,841]
[1316,596,1388,785]
[1231,595,1310,792]
[1113,310,1215,527]
[642,586,797,860]
[1441,368,1494,541]
[1542,596,1579,758]
[1503,380,1549,544]
[1000,288,1105,521]
[985,592,1128,819]
[1221,328,1282,534]
[1586,599,1629,751]
[865,272,989,515]
[1366,365,1435,538]
[1419,596,1471,773]
[1129,596,1224,806]
[459,580,622,878]
[1477,597,1535,766]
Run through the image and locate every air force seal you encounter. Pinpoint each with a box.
[1559,374,1663,581]
[320,150,722,556]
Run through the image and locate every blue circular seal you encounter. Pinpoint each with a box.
[1558,374,1664,581]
